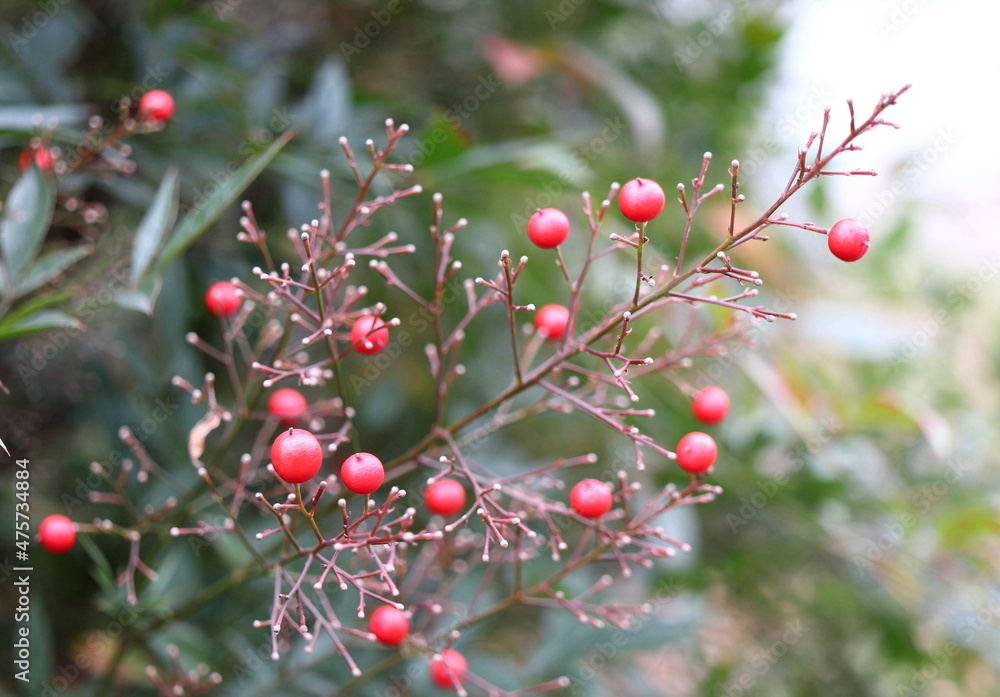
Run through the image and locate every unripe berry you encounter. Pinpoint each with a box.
[341,452,384,495]
[38,514,76,554]
[19,146,53,173]
[533,303,570,341]
[827,218,870,262]
[618,178,666,223]
[691,386,730,425]
[675,432,717,474]
[351,315,390,355]
[569,478,613,519]
[204,281,241,317]
[369,605,409,646]
[270,428,323,484]
[137,89,176,123]
[430,648,468,690]
[526,208,570,249]
[267,388,308,425]
[424,478,467,517]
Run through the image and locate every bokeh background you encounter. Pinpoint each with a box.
[1,1,999,696]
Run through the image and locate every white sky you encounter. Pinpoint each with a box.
[757,0,1000,266]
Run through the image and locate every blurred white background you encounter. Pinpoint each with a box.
[761,0,1000,266]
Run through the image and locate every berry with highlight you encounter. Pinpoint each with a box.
[138,89,175,122]
[618,178,666,223]
[430,648,468,690]
[351,315,390,355]
[691,386,730,425]
[270,428,323,484]
[827,218,871,262]
[341,452,385,495]
[267,388,308,424]
[569,479,613,519]
[526,208,570,249]
[534,303,570,341]
[369,605,410,646]
[676,432,718,474]
[204,281,241,317]
[424,478,467,517]
[39,514,76,554]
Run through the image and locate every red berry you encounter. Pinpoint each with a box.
[618,178,666,223]
[267,388,308,425]
[204,281,241,317]
[691,386,730,425]
[137,89,175,122]
[533,303,570,341]
[430,648,468,690]
[526,208,570,249]
[569,478,613,519]
[424,478,467,517]
[341,452,384,495]
[675,432,717,474]
[351,315,390,355]
[270,428,323,484]
[19,146,53,173]
[827,218,870,262]
[369,605,410,646]
[38,514,76,554]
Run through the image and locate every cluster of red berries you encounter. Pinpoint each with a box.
[203,281,394,359]
[367,605,466,688]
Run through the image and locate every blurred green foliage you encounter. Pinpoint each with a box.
[1,1,997,697]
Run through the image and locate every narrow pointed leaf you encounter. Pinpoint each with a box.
[0,290,72,327]
[115,277,162,316]
[0,309,82,341]
[0,165,56,282]
[16,244,93,296]
[150,130,294,277]
[130,167,179,284]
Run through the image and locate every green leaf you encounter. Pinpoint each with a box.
[0,291,72,327]
[0,309,82,341]
[115,277,162,316]
[0,165,56,282]
[15,244,93,296]
[131,167,179,284]
[149,130,294,278]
